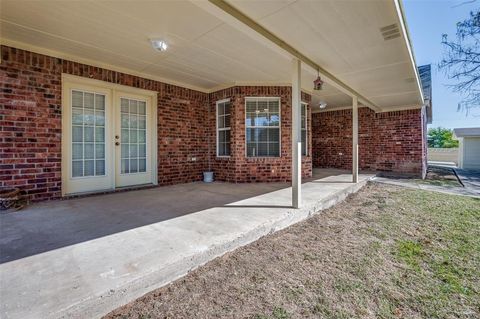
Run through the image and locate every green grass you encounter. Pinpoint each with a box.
[379,188,480,318]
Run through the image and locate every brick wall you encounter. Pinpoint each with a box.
[312,107,426,177]
[209,87,312,183]
[1,45,209,201]
[1,46,313,201]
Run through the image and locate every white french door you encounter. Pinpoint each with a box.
[62,75,157,195]
[115,94,153,188]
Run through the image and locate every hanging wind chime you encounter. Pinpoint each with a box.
[313,69,324,91]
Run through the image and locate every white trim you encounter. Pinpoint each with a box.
[216,99,231,157]
[244,97,281,158]
[394,0,424,105]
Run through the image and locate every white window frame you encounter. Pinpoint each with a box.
[216,98,231,157]
[301,102,308,156]
[245,97,281,158]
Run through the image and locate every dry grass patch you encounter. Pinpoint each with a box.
[105,183,480,319]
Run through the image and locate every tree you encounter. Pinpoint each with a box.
[439,7,480,116]
[427,127,459,148]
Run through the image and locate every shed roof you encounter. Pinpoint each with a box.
[453,127,480,138]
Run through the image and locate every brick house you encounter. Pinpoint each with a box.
[0,0,432,205]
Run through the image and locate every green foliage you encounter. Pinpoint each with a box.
[427,127,459,148]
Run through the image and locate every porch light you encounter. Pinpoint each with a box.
[319,101,327,109]
[150,39,168,52]
[313,69,324,90]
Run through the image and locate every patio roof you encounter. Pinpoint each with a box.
[0,0,424,112]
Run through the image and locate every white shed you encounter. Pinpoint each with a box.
[453,127,480,170]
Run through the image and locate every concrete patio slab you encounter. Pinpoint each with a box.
[0,169,373,319]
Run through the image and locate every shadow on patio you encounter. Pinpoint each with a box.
[0,168,350,264]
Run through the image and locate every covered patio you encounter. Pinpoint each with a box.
[0,169,373,318]
[1,0,428,317]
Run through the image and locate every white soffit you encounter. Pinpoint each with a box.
[0,0,422,111]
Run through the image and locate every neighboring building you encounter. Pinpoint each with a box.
[453,128,480,170]
[0,0,432,202]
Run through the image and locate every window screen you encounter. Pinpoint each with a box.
[245,98,280,157]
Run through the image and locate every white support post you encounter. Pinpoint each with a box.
[352,95,359,183]
[292,58,302,208]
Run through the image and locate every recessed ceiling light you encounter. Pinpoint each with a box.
[150,39,168,52]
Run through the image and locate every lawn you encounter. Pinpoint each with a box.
[105,183,480,319]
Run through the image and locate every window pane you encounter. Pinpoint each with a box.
[130,129,138,143]
[121,159,129,174]
[72,126,83,142]
[95,127,105,142]
[139,159,146,172]
[269,128,279,142]
[129,144,138,158]
[138,144,146,157]
[218,103,225,116]
[268,100,279,113]
[95,95,105,110]
[72,160,83,177]
[269,114,280,126]
[218,116,225,129]
[72,108,83,125]
[84,160,94,176]
[121,98,129,113]
[95,111,105,126]
[84,127,94,142]
[255,112,268,126]
[258,128,268,142]
[84,93,94,109]
[84,109,95,125]
[84,143,94,159]
[269,142,279,157]
[138,116,146,129]
[138,130,146,143]
[121,144,129,158]
[121,129,129,143]
[246,101,257,113]
[224,115,230,128]
[224,103,230,114]
[130,115,138,129]
[72,143,83,160]
[257,142,268,156]
[96,144,105,159]
[130,159,138,173]
[95,160,105,175]
[72,91,83,108]
[138,101,146,115]
[130,100,138,114]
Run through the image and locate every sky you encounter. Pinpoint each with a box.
[403,0,479,129]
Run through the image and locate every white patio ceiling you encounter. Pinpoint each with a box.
[0,0,423,112]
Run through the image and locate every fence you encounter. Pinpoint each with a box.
[428,148,459,164]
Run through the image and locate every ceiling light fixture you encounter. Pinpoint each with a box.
[150,39,168,52]
[319,101,327,109]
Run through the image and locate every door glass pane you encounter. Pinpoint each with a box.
[71,90,106,178]
[120,98,148,174]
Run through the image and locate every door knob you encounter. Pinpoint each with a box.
[115,135,119,139]
[115,142,120,146]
